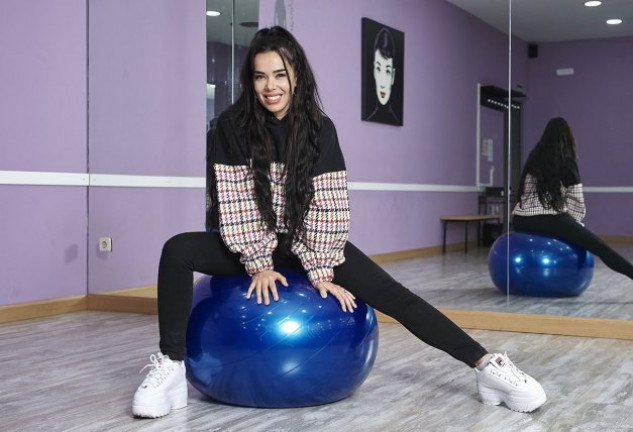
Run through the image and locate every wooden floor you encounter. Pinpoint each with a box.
[2,310,633,431]
[4,245,633,431]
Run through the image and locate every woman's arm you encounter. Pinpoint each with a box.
[292,171,350,285]
[213,114,278,275]
[565,183,586,224]
[562,158,586,224]
[291,118,350,286]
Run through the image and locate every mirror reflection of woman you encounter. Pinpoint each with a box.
[131,26,546,419]
[513,117,633,281]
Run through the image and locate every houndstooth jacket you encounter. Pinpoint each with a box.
[208,112,350,286]
[512,158,586,224]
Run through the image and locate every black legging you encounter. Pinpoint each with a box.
[157,231,488,366]
[513,214,633,280]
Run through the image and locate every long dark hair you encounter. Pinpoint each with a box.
[231,26,323,246]
[517,117,578,211]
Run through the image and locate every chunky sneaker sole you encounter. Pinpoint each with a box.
[132,381,188,418]
[479,383,547,413]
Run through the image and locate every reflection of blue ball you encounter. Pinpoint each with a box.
[185,269,379,408]
[488,232,594,297]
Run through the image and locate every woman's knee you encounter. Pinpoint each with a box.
[160,232,207,266]
[162,233,191,257]
[349,276,417,315]
[379,283,420,313]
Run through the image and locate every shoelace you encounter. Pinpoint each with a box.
[139,353,172,389]
[493,352,528,386]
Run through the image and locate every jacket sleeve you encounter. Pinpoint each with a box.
[291,118,350,285]
[213,114,277,275]
[564,183,586,224]
[562,158,586,224]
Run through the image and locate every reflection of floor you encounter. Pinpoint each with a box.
[381,242,633,320]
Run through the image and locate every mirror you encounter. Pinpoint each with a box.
[206,0,260,125]
[507,0,633,319]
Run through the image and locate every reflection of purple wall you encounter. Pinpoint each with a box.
[260,0,509,253]
[522,37,633,236]
[1,0,88,306]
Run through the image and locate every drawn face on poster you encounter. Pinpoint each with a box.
[361,18,404,126]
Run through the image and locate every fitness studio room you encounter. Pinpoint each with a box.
[2,0,633,430]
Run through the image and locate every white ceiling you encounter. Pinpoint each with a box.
[447,0,633,43]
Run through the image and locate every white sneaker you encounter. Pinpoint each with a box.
[475,352,546,413]
[132,352,188,418]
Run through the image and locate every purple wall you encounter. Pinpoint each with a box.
[89,0,206,178]
[88,189,204,293]
[522,37,633,236]
[260,0,510,253]
[0,0,87,173]
[0,0,88,306]
[0,187,87,304]
[87,0,206,293]
[0,0,206,304]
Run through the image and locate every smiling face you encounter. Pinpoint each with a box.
[253,51,296,119]
[373,49,395,105]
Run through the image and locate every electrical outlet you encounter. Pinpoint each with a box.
[99,237,113,252]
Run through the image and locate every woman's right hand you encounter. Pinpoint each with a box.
[247,270,288,305]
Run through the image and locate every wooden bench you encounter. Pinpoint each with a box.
[440,215,502,253]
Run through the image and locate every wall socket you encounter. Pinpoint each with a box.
[98,237,113,252]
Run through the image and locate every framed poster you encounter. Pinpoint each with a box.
[361,17,404,126]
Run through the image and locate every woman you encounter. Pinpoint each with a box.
[513,117,633,280]
[132,26,546,419]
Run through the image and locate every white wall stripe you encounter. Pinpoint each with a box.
[0,170,89,186]
[89,173,204,188]
[1,170,633,193]
[584,186,633,193]
[349,182,480,192]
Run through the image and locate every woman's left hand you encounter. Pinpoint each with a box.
[315,281,357,313]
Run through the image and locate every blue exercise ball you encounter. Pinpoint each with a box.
[488,232,594,297]
[185,269,379,408]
